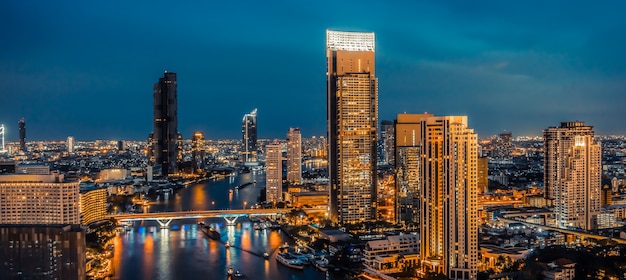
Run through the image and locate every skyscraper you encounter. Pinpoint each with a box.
[67,136,75,154]
[394,113,432,225]
[380,120,395,165]
[327,30,378,224]
[242,109,258,164]
[192,131,205,171]
[265,143,282,202]
[18,118,25,153]
[418,115,478,280]
[492,131,513,159]
[150,71,179,175]
[544,121,601,230]
[287,128,302,184]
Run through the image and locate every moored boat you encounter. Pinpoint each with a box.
[276,253,304,270]
[200,225,221,240]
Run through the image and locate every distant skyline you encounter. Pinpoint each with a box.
[2,1,626,140]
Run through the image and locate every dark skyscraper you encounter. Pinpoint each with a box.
[326,30,378,224]
[150,71,179,175]
[18,118,25,153]
[241,109,257,164]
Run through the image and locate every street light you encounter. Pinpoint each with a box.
[244,201,247,209]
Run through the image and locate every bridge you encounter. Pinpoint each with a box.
[108,208,327,228]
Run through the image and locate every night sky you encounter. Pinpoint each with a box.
[2,1,625,141]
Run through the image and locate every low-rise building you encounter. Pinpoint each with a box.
[363,234,419,274]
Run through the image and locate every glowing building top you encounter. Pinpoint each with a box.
[326,30,375,52]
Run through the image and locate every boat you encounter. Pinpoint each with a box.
[290,252,311,265]
[233,270,243,278]
[227,267,234,276]
[235,182,253,190]
[225,241,230,248]
[263,252,269,260]
[276,253,304,270]
[200,226,221,240]
[253,223,262,230]
[314,258,329,272]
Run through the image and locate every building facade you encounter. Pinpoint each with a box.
[287,128,302,184]
[380,120,395,165]
[364,234,420,274]
[242,109,258,164]
[327,30,378,224]
[67,136,75,154]
[79,188,107,226]
[192,131,205,171]
[418,116,478,280]
[150,71,179,175]
[0,173,80,225]
[265,143,282,202]
[544,122,601,230]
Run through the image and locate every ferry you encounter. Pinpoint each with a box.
[276,253,304,270]
[200,226,221,240]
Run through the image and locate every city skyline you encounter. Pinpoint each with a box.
[3,2,626,141]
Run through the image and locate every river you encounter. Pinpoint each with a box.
[111,171,339,280]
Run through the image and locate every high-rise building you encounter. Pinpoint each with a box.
[0,169,85,279]
[118,140,124,152]
[380,120,395,165]
[242,109,258,164]
[67,136,75,154]
[544,121,601,230]
[18,118,26,153]
[492,131,513,159]
[326,30,378,224]
[150,71,179,175]
[394,113,432,225]
[192,131,206,171]
[265,143,282,202]
[287,128,302,184]
[418,115,478,280]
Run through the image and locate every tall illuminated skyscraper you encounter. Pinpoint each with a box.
[150,71,179,175]
[326,30,378,224]
[287,128,302,184]
[394,113,432,225]
[418,115,478,280]
[265,143,282,202]
[544,122,601,230]
[242,109,258,164]
[18,118,26,153]
[67,136,75,154]
[380,120,394,165]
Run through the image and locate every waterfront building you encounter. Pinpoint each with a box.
[0,172,80,225]
[380,120,394,165]
[67,136,75,154]
[394,113,432,225]
[150,71,179,175]
[242,109,258,164]
[418,115,478,280]
[192,131,206,171]
[326,29,378,224]
[364,234,420,274]
[544,122,601,230]
[79,187,107,226]
[265,143,282,202]
[18,118,26,153]
[287,128,302,184]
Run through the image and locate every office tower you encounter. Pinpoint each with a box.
[67,136,75,154]
[287,128,302,184]
[177,133,183,163]
[118,140,124,152]
[394,113,432,224]
[326,29,378,224]
[419,116,478,280]
[18,118,26,153]
[0,170,85,279]
[380,120,395,165]
[477,156,489,194]
[151,71,179,175]
[0,124,6,153]
[601,183,612,207]
[192,131,206,171]
[544,122,601,230]
[265,143,282,202]
[492,131,513,159]
[242,109,258,164]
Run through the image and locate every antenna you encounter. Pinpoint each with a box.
[0,124,6,153]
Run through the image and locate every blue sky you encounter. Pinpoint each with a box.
[2,1,625,140]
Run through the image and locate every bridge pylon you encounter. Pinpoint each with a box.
[224,216,238,226]
[156,218,172,228]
